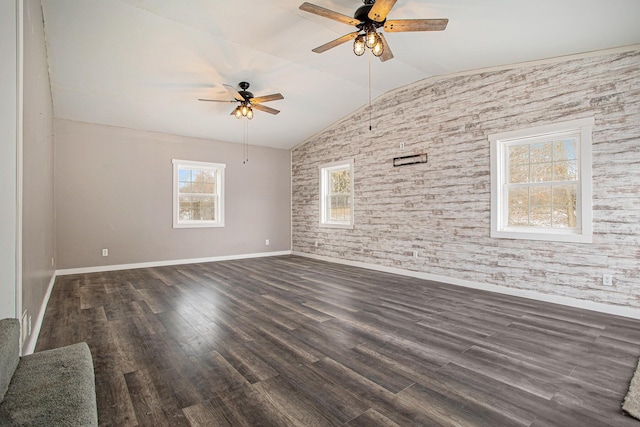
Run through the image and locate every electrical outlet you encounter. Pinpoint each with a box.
[314,240,319,247]
[400,142,405,150]
[412,250,419,259]
[265,239,270,245]
[602,273,613,286]
[102,248,108,257]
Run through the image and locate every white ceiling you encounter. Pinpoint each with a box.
[41,0,640,150]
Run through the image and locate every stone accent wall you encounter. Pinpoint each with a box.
[292,48,640,308]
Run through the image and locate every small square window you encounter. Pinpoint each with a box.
[319,160,354,229]
[489,118,593,243]
[172,159,225,228]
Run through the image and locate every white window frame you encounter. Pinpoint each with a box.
[319,159,354,229]
[172,159,225,228]
[489,117,593,243]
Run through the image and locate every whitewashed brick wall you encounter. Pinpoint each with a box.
[292,48,640,308]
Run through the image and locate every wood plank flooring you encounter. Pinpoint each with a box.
[36,255,640,426]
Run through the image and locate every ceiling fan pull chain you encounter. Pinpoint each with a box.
[368,49,373,131]
[243,119,248,164]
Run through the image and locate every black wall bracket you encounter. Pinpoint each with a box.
[393,153,427,167]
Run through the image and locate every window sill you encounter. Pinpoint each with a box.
[173,222,225,229]
[320,222,354,230]
[491,228,591,243]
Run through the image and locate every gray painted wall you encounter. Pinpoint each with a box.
[55,119,291,269]
[0,0,19,319]
[292,49,640,308]
[22,0,56,346]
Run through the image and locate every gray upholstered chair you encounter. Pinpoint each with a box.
[0,318,98,426]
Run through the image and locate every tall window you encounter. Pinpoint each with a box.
[172,159,225,228]
[489,117,593,243]
[320,160,354,228]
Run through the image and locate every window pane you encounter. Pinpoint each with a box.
[508,206,529,226]
[179,181,191,192]
[328,195,350,221]
[330,169,350,194]
[505,138,580,229]
[178,195,193,220]
[180,182,196,193]
[552,184,576,206]
[179,168,217,195]
[179,195,216,221]
[553,138,577,161]
[203,183,215,194]
[530,163,553,182]
[191,170,215,182]
[530,205,552,227]
[195,171,215,183]
[530,185,552,207]
[552,207,574,228]
[509,163,529,183]
[553,160,577,181]
[507,187,529,226]
[508,145,529,165]
[200,204,215,221]
[530,142,552,163]
[553,185,576,227]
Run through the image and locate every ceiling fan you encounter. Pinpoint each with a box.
[198,81,284,119]
[299,0,448,61]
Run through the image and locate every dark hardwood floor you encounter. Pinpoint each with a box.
[36,255,640,426]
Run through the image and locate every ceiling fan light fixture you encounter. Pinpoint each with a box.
[365,28,378,49]
[241,103,249,117]
[246,107,253,119]
[234,106,242,119]
[371,39,384,57]
[353,35,366,56]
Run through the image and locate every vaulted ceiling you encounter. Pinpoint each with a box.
[41,0,640,150]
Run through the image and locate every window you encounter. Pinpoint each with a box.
[172,159,225,228]
[320,160,354,228]
[489,117,593,243]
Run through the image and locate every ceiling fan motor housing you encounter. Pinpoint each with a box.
[354,4,385,28]
[238,91,253,101]
[238,82,253,101]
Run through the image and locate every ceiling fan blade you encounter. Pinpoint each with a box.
[250,93,284,104]
[377,33,394,62]
[384,19,449,32]
[368,0,397,22]
[223,84,244,101]
[299,2,360,26]
[252,104,280,115]
[312,31,359,53]
[198,98,235,102]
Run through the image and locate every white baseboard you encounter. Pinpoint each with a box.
[21,273,56,355]
[56,250,292,276]
[292,251,640,320]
